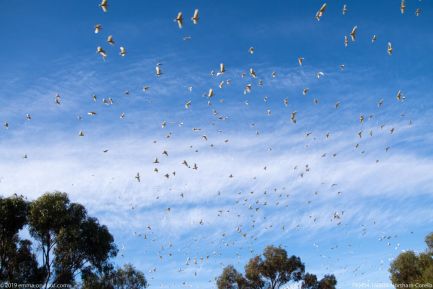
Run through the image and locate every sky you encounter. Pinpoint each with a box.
[1,0,433,288]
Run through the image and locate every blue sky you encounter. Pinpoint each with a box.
[1,0,433,288]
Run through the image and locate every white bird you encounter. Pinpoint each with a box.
[378,99,384,107]
[55,94,61,105]
[185,100,191,109]
[99,0,108,12]
[387,42,393,55]
[350,26,358,41]
[344,35,349,47]
[191,9,199,24]
[94,24,102,34]
[119,46,126,57]
[249,68,257,78]
[175,12,183,28]
[156,64,162,76]
[396,90,405,101]
[208,88,214,98]
[416,8,421,16]
[400,0,406,14]
[244,84,252,94]
[316,3,327,21]
[291,112,297,124]
[249,47,254,54]
[372,35,377,43]
[96,46,107,60]
[218,63,225,75]
[342,4,348,15]
[107,35,115,45]
[298,57,304,66]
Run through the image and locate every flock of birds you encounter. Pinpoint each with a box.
[3,0,426,288]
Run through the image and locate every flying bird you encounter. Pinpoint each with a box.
[298,57,304,66]
[107,35,115,45]
[99,0,108,12]
[96,46,107,60]
[175,12,183,28]
[350,26,358,41]
[208,88,214,98]
[396,90,405,101]
[378,99,384,107]
[218,63,225,75]
[315,3,327,21]
[291,112,297,124]
[191,9,199,24]
[387,42,393,55]
[249,68,257,78]
[156,64,162,76]
[244,84,252,94]
[119,46,126,57]
[55,94,61,105]
[94,24,102,34]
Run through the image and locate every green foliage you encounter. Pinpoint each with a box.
[217,265,245,289]
[426,233,433,253]
[0,195,41,282]
[111,264,148,289]
[0,191,145,289]
[389,233,433,286]
[317,275,337,289]
[82,264,148,289]
[217,246,336,289]
[0,194,28,237]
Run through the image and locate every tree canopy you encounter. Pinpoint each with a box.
[389,232,433,286]
[0,192,148,289]
[216,245,337,289]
